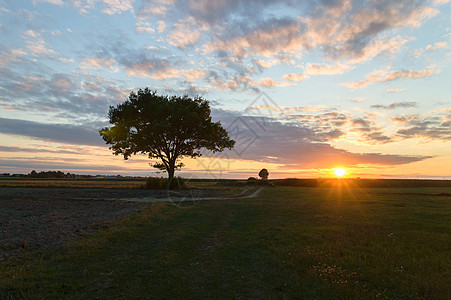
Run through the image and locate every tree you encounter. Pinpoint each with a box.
[259,168,269,180]
[100,88,235,181]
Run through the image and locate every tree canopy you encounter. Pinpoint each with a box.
[259,168,269,180]
[100,88,235,180]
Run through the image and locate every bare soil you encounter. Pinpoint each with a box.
[0,188,173,262]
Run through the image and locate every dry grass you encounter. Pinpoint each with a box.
[0,179,144,189]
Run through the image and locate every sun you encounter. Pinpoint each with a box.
[333,168,347,177]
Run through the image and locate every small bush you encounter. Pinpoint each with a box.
[167,177,188,190]
[246,177,274,187]
[144,177,188,190]
[144,177,163,189]
[259,180,274,187]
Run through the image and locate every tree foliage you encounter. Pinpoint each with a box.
[100,88,235,180]
[259,168,269,180]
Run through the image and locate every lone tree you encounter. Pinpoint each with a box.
[100,88,235,181]
[258,168,269,180]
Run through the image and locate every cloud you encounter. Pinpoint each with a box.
[32,0,64,6]
[286,111,348,140]
[100,0,134,15]
[167,17,201,48]
[0,105,438,173]
[350,117,393,144]
[189,0,440,91]
[0,63,127,119]
[383,68,439,82]
[66,0,135,14]
[93,39,190,80]
[135,21,155,34]
[184,0,285,26]
[22,29,57,57]
[426,41,448,51]
[343,66,439,89]
[157,20,166,33]
[250,77,294,88]
[29,0,135,14]
[252,59,272,71]
[364,131,393,143]
[137,0,172,19]
[208,74,258,92]
[0,48,27,66]
[283,73,308,82]
[211,109,430,168]
[300,1,433,62]
[343,36,408,64]
[122,56,173,78]
[64,0,443,94]
[387,88,405,93]
[0,0,447,176]
[0,117,104,146]
[351,117,371,130]
[203,17,304,59]
[370,101,417,110]
[243,103,414,145]
[392,113,451,140]
[79,58,118,72]
[124,57,206,81]
[0,146,79,154]
[305,63,351,75]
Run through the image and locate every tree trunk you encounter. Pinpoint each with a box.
[167,165,175,182]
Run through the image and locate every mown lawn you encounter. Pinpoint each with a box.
[1,187,450,299]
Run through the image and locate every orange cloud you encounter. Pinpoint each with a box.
[305,63,351,75]
[343,66,439,89]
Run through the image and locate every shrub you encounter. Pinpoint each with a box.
[144,177,164,189]
[167,176,188,190]
[144,176,188,190]
[259,180,274,187]
[246,177,274,187]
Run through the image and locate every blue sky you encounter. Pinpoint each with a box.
[0,0,450,178]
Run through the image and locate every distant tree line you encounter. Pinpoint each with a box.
[271,178,451,188]
[28,170,81,178]
[0,171,147,179]
[4,170,96,178]
[0,171,82,178]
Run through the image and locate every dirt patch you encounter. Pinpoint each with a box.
[0,187,176,201]
[0,188,165,262]
[0,187,244,263]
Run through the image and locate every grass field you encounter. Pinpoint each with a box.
[1,186,450,299]
[0,178,145,189]
[0,178,237,189]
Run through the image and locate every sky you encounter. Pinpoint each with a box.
[0,0,450,179]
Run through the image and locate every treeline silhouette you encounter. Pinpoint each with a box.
[271,178,451,188]
[27,170,86,178]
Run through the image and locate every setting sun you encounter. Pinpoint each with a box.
[333,168,347,177]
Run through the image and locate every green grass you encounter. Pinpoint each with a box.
[1,187,450,299]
